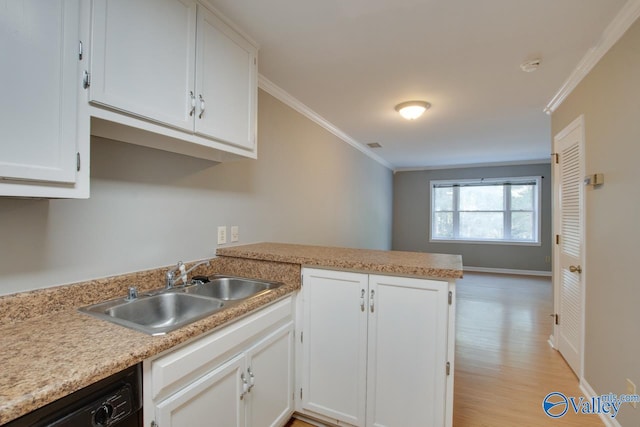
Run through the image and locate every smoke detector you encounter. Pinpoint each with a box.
[520,58,542,72]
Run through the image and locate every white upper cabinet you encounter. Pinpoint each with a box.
[89,0,258,160]
[0,0,89,198]
[90,0,197,131]
[195,5,256,150]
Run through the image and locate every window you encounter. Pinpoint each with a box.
[430,177,541,245]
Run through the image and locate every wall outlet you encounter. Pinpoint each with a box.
[231,226,239,243]
[627,378,637,408]
[217,226,227,245]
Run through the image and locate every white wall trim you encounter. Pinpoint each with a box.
[258,74,394,170]
[580,378,623,427]
[545,0,640,114]
[463,266,552,277]
[395,158,551,173]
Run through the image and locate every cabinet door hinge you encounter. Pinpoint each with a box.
[300,388,303,400]
[556,234,560,245]
[300,331,303,344]
[555,314,559,325]
[78,40,83,60]
[76,152,81,172]
[448,291,453,305]
[551,153,559,164]
[446,361,451,376]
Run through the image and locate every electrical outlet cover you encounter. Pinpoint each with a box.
[217,226,227,245]
[231,226,239,243]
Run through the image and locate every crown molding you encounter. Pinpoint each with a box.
[257,74,394,170]
[545,0,640,114]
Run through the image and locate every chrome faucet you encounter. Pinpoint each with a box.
[165,259,211,289]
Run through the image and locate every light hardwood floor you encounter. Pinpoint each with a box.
[287,273,602,426]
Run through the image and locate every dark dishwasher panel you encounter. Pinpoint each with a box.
[5,363,142,427]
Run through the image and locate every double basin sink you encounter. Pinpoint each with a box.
[80,276,283,336]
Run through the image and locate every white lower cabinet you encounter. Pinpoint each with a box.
[145,297,294,427]
[298,268,455,427]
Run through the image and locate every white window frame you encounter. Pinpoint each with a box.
[429,176,542,246]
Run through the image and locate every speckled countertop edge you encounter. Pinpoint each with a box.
[217,242,464,279]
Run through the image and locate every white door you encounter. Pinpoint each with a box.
[155,354,245,427]
[90,0,196,131]
[301,268,368,426]
[246,323,295,427]
[0,0,79,183]
[195,4,257,149]
[553,116,585,376]
[366,275,449,427]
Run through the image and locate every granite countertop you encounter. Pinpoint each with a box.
[0,257,299,425]
[217,242,464,279]
[0,243,461,425]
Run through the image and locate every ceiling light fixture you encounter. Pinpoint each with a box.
[395,101,431,120]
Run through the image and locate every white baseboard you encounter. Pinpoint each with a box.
[463,266,552,277]
[548,335,556,349]
[580,378,623,427]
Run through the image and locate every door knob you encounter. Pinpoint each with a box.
[569,265,582,274]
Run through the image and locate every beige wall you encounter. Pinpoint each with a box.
[0,90,393,295]
[552,18,640,426]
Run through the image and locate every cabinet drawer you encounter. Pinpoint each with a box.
[149,296,292,400]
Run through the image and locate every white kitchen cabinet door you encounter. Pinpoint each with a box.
[195,4,257,149]
[366,275,449,427]
[90,0,196,131]
[300,269,368,426]
[155,353,246,427]
[0,0,80,185]
[246,323,294,427]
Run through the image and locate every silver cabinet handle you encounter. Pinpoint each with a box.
[240,372,248,400]
[360,289,365,311]
[189,91,196,116]
[370,289,375,313]
[247,367,255,392]
[569,265,582,274]
[198,94,205,118]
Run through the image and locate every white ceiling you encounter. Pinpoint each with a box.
[209,0,628,169]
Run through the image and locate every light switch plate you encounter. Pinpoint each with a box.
[231,226,239,243]
[217,226,227,245]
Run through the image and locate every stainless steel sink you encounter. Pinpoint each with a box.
[80,275,284,335]
[183,276,282,300]
[80,292,224,336]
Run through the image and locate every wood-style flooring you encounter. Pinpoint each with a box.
[287,273,601,426]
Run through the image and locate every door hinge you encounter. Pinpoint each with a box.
[556,234,560,245]
[78,40,83,60]
[551,153,559,164]
[300,331,303,344]
[448,291,453,305]
[300,388,303,400]
[76,152,81,172]
[555,314,559,325]
[446,362,451,376]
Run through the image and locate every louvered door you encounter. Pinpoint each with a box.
[553,116,585,376]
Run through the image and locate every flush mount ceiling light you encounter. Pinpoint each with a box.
[395,101,431,120]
